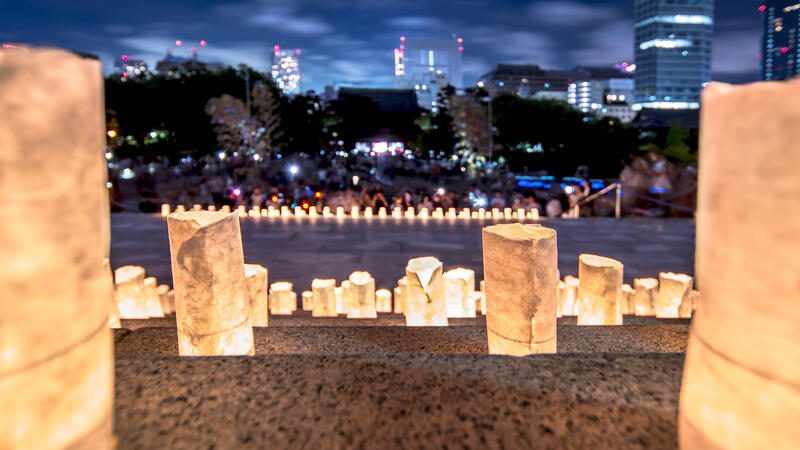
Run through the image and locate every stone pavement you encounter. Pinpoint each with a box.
[110,214,695,291]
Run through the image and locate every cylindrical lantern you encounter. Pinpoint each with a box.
[376,289,392,313]
[405,257,447,326]
[656,272,693,318]
[334,287,345,314]
[269,282,295,316]
[479,280,486,315]
[302,291,313,311]
[351,206,360,217]
[289,292,297,311]
[0,48,113,448]
[336,206,345,218]
[443,268,476,318]
[161,204,171,217]
[559,275,579,316]
[221,205,231,213]
[103,259,121,328]
[448,207,457,219]
[167,211,254,356]
[175,205,186,213]
[208,205,217,212]
[378,207,387,218]
[633,278,658,316]
[192,204,202,211]
[157,284,174,315]
[340,280,353,315]
[680,81,800,449]
[576,254,623,326]
[144,276,165,317]
[405,207,415,218]
[347,272,377,318]
[621,283,635,316]
[115,265,149,319]
[483,223,558,355]
[312,279,337,317]
[244,264,269,326]
[364,207,373,217]
[393,277,407,314]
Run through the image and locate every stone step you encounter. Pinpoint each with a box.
[114,325,688,356]
[114,353,683,449]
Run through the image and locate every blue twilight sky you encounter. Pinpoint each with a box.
[1,0,761,92]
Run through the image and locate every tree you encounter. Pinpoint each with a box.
[204,94,249,153]
[251,82,283,156]
[448,94,491,157]
[638,126,697,166]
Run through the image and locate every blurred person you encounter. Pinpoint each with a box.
[251,188,264,208]
[489,190,507,209]
[419,194,434,211]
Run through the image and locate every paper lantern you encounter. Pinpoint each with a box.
[394,277,407,314]
[167,211,254,356]
[479,280,486,314]
[656,272,693,318]
[269,282,295,315]
[471,211,479,219]
[221,205,231,213]
[192,204,202,211]
[347,271,378,318]
[419,207,429,218]
[115,265,149,318]
[680,81,800,448]
[281,206,290,217]
[311,279,337,317]
[103,259,121,328]
[289,292,297,311]
[483,223,558,355]
[0,48,113,448]
[244,264,269,326]
[237,205,247,218]
[364,207,373,217]
[558,275,579,316]
[309,206,318,217]
[301,291,313,311]
[340,279,353,315]
[405,207,415,218]
[376,289,392,313]
[378,207,387,218]
[633,278,658,316]
[175,205,186,213]
[460,208,470,219]
[530,209,540,220]
[517,208,526,220]
[576,254,623,326]
[143,276,165,317]
[621,283,635,315]
[208,205,217,212]
[405,257,447,326]
[161,204,171,217]
[334,287,345,314]
[443,268,477,318]
[157,284,174,315]
[448,207,457,219]
[392,207,402,218]
[336,206,345,218]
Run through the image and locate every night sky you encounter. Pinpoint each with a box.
[2,0,761,92]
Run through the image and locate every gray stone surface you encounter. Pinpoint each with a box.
[111,214,695,290]
[114,353,683,449]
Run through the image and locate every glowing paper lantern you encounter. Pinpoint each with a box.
[405,207,415,218]
[576,254,623,325]
[503,207,512,219]
[302,291,313,311]
[167,211,254,356]
[281,206,290,217]
[558,275,579,316]
[479,280,486,314]
[448,207,457,219]
[0,48,113,447]
[483,223,558,355]
[392,208,402,218]
[351,206,360,217]
[340,280,353,315]
[161,204,171,217]
[364,207,373,218]
[175,205,186,213]
[517,208,526,220]
[309,206,318,217]
[269,282,295,315]
[334,287,345,314]
[621,283,635,315]
[435,207,444,218]
[443,268,477,318]
[336,206,345,218]
[115,265,148,318]
[656,272,693,318]
[394,277,407,314]
[405,257,447,326]
[192,204,202,211]
[221,205,231,213]
[103,259,121,328]
[680,81,800,449]
[144,276,165,317]
[289,292,297,311]
[376,289,392,313]
[237,205,247,218]
[347,271,378,318]
[378,207,387,218]
[311,279,337,317]
[530,209,540,220]
[208,205,217,212]
[419,207,429,218]
[157,284,174,315]
[244,264,269,326]
[322,206,331,217]
[471,211,479,219]
[633,278,658,315]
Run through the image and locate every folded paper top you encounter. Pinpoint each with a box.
[244,264,267,277]
[483,223,555,241]
[312,278,336,289]
[115,265,144,283]
[169,210,234,228]
[579,254,623,269]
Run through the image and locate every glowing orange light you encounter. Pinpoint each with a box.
[302,202,310,210]
[271,195,279,202]
[314,191,322,199]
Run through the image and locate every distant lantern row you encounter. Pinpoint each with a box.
[161,204,542,221]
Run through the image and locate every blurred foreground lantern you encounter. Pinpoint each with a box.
[681,289,699,318]
[312,279,337,317]
[633,278,658,315]
[394,277,407,314]
[302,291,313,311]
[0,48,113,448]
[244,264,269,326]
[576,254,623,325]
[621,283,635,315]
[115,265,148,318]
[221,205,231,213]
[558,275,579,316]
[680,81,800,448]
[103,259,121,328]
[167,211,254,356]
[144,276,165,317]
[405,257,447,326]
[157,284,174,315]
[376,289,392,313]
[364,207,373,217]
[483,223,558,355]
[348,271,377,318]
[479,280,486,314]
[443,268,477,318]
[269,282,295,315]
[656,272,692,318]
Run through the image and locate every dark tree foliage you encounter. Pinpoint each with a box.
[491,94,641,177]
[415,85,458,153]
[280,92,327,154]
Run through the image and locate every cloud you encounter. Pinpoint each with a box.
[712,29,760,74]
[385,16,447,30]
[116,35,270,73]
[526,1,620,26]
[248,5,333,35]
[469,26,559,67]
[568,20,633,66]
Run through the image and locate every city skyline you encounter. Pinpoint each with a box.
[2,0,760,92]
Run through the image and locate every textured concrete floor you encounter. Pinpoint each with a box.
[111,214,695,290]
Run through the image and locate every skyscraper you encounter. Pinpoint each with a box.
[760,1,800,80]
[393,36,464,109]
[271,45,301,95]
[633,0,714,109]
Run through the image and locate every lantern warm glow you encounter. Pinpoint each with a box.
[221,205,231,213]
[311,279,337,317]
[244,264,269,326]
[161,204,171,217]
[633,278,658,315]
[157,284,174,315]
[405,257,447,326]
[351,206,360,217]
[192,204,202,211]
[621,283,635,315]
[348,271,378,318]
[269,282,295,315]
[167,211,255,356]
[341,279,353,315]
[558,275,579,316]
[656,272,692,318]
[376,289,392,313]
[115,265,149,318]
[378,207,387,218]
[576,254,623,325]
[443,268,477,318]
[479,280,486,315]
[334,286,345,315]
[680,81,800,449]
[302,291,313,311]
[144,276,165,317]
[175,205,186,213]
[364,207,373,217]
[405,207,415,218]
[483,223,558,355]
[208,205,217,212]
[336,207,345,218]
[394,277,407,314]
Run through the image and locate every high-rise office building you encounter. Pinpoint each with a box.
[271,45,301,95]
[633,0,714,109]
[477,64,577,99]
[393,36,463,109]
[760,1,800,80]
[568,66,636,123]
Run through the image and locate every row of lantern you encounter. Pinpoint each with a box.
[161,204,543,221]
